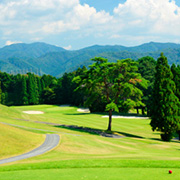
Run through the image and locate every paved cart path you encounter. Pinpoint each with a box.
[0,134,60,165]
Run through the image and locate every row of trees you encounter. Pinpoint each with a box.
[74,55,180,141]
[0,68,85,106]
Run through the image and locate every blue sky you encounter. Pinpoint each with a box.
[1,0,180,50]
[80,0,126,14]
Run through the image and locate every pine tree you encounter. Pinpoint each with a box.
[41,79,45,90]
[21,75,28,105]
[34,75,39,104]
[27,73,38,105]
[12,74,22,105]
[150,53,180,141]
[36,77,42,103]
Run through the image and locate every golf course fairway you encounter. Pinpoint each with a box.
[0,104,180,179]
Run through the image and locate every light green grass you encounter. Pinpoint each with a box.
[0,168,179,180]
[0,105,44,159]
[0,104,180,179]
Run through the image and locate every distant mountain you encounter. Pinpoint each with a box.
[0,42,180,76]
[0,42,65,59]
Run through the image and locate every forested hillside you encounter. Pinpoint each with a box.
[0,42,180,76]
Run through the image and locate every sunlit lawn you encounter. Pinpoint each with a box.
[0,104,180,179]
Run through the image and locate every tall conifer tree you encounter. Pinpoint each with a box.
[21,75,28,105]
[150,53,180,141]
[27,73,38,105]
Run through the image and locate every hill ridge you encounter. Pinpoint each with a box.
[0,41,180,76]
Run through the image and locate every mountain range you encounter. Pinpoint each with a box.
[0,42,180,77]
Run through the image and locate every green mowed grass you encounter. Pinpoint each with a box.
[0,104,180,179]
[0,168,179,180]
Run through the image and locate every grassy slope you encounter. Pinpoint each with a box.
[0,105,180,179]
[0,105,44,159]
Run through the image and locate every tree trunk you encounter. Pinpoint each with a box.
[107,110,112,131]
[136,107,139,114]
[142,107,145,115]
[178,130,180,140]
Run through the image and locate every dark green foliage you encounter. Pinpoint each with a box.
[20,76,28,105]
[150,53,180,141]
[27,73,39,105]
[137,56,156,83]
[171,64,180,100]
[171,64,180,140]
[41,88,56,104]
[41,74,57,89]
[74,57,146,131]
[41,79,45,90]
[55,71,84,106]
[137,56,156,114]
[10,74,22,105]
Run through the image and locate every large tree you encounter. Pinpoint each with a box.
[150,53,180,141]
[74,57,146,131]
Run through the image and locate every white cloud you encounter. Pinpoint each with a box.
[5,40,22,46]
[41,3,112,34]
[0,0,180,48]
[63,45,72,50]
[113,0,180,36]
[0,0,113,38]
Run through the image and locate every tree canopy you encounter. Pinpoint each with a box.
[74,57,147,131]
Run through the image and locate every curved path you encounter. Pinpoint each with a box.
[0,134,60,165]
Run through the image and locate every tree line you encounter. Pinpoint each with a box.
[0,69,85,106]
[0,54,180,141]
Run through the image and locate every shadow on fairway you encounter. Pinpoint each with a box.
[64,112,148,117]
[149,137,180,143]
[55,124,122,138]
[115,131,144,139]
[63,113,90,116]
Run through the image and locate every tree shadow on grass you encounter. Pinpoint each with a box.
[55,124,122,138]
[63,113,91,116]
[149,137,180,143]
[114,131,144,139]
[63,112,149,117]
